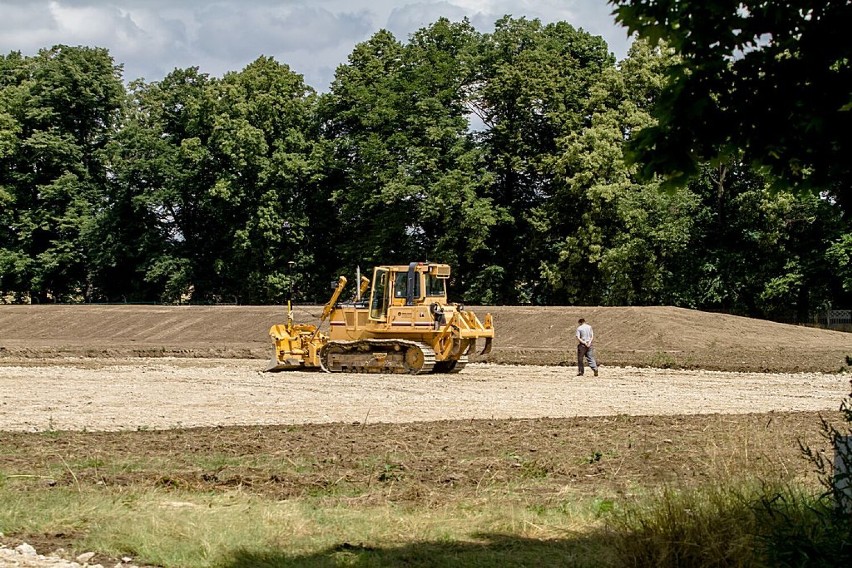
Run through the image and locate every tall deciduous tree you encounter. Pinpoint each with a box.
[103,59,320,303]
[320,20,499,297]
[470,17,614,303]
[0,46,125,301]
[665,162,849,320]
[203,57,321,303]
[96,68,213,302]
[543,40,697,305]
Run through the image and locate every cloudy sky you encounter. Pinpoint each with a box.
[0,0,632,91]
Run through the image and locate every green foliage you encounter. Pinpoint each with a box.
[611,0,852,212]
[320,20,499,298]
[101,60,321,303]
[542,40,699,305]
[0,16,849,314]
[0,46,124,301]
[756,489,852,567]
[611,482,852,568]
[827,234,852,294]
[612,485,759,567]
[800,367,852,517]
[471,17,615,303]
[666,163,847,319]
[647,351,679,369]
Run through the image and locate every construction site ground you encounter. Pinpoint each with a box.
[0,302,850,430]
[0,304,850,565]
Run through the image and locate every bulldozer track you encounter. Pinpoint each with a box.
[433,354,467,373]
[320,339,437,374]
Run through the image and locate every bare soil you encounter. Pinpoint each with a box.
[0,305,849,566]
[1,409,845,568]
[1,304,849,372]
[0,412,842,504]
[0,358,848,432]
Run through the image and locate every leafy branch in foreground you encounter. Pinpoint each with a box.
[609,0,852,213]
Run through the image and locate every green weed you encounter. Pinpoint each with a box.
[648,351,679,369]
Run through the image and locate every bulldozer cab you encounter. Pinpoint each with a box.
[368,263,449,321]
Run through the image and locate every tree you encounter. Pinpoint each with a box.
[542,40,698,306]
[103,60,321,304]
[610,0,852,210]
[470,17,614,303]
[659,161,849,320]
[320,20,499,297]
[827,234,852,295]
[0,46,125,302]
[203,57,322,303]
[95,68,213,303]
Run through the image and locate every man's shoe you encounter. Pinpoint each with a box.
[576,372,584,376]
[593,369,598,376]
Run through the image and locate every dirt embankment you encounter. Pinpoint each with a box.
[0,304,848,372]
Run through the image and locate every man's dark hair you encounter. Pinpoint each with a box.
[578,318,585,324]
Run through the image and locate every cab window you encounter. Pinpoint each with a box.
[394,271,420,299]
[425,274,446,297]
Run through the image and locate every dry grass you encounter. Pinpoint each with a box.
[1,412,846,566]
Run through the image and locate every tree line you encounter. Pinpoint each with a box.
[1,15,849,322]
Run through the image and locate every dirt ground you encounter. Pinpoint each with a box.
[0,411,842,503]
[0,305,850,566]
[1,304,850,372]
[0,303,848,432]
[2,408,846,568]
[0,358,848,432]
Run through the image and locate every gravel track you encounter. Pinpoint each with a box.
[0,358,847,432]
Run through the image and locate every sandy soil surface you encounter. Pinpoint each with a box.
[0,358,847,432]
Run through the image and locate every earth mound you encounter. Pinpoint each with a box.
[0,304,848,372]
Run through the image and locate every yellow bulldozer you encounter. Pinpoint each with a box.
[266,262,494,374]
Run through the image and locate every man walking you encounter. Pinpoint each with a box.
[576,318,598,376]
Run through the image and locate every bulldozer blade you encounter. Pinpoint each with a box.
[266,354,286,372]
[265,354,305,372]
[479,337,493,356]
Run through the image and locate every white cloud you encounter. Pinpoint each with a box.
[0,0,631,89]
[385,2,472,37]
[193,5,371,60]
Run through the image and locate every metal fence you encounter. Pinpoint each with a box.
[826,309,852,326]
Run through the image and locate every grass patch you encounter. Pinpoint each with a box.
[0,485,617,567]
[647,351,680,369]
[608,481,852,568]
[3,480,849,567]
[0,413,845,566]
[610,482,762,567]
